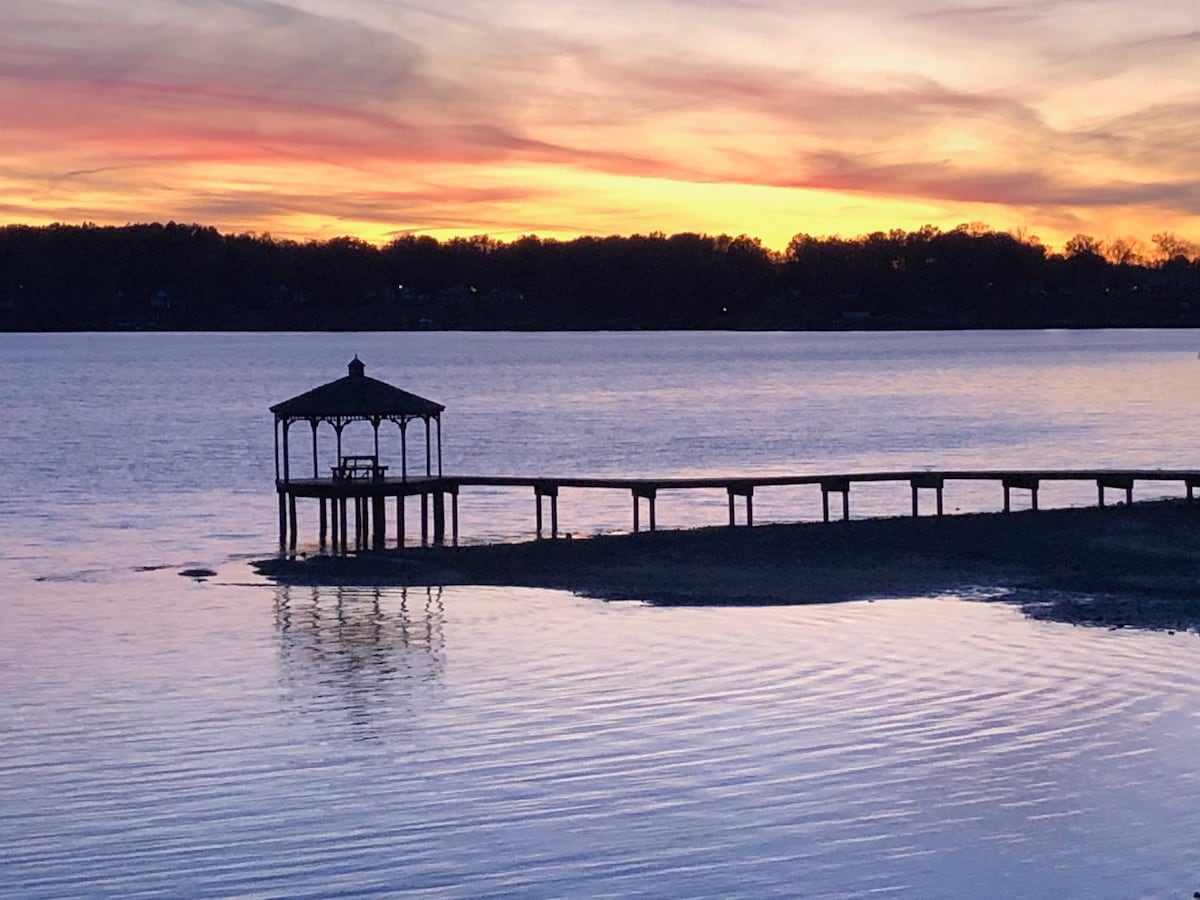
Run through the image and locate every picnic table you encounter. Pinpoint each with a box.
[332,455,388,482]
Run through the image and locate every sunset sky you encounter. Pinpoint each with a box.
[3,0,1199,252]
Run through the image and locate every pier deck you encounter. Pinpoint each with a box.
[276,468,1200,551]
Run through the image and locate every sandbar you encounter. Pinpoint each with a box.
[254,500,1200,630]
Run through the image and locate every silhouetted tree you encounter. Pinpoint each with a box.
[1,221,1197,331]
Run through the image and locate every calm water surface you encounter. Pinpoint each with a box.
[2,331,1200,897]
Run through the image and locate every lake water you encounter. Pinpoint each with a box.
[3,330,1200,897]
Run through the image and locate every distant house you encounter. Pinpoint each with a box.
[150,289,181,312]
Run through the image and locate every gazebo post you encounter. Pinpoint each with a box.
[424,416,432,477]
[273,418,280,481]
[310,420,319,478]
[436,416,443,477]
[401,421,408,482]
[281,420,291,482]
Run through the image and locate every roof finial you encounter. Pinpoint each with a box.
[348,355,365,378]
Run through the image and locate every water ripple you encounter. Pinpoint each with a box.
[4,582,1200,898]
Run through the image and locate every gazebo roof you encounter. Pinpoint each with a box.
[270,357,445,420]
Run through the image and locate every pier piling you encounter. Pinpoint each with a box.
[821,478,851,523]
[535,483,559,540]
[910,474,945,517]
[726,483,754,527]
[633,486,658,532]
[1002,475,1040,513]
[1097,475,1134,507]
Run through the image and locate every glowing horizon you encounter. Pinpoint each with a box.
[3,1,1199,254]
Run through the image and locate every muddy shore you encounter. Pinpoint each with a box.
[254,500,1200,629]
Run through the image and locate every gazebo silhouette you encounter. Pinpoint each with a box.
[270,357,454,551]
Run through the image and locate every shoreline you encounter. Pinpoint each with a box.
[253,500,1200,630]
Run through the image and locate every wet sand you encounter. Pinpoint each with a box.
[254,500,1200,629]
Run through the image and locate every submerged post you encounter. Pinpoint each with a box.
[278,491,287,547]
[433,492,446,545]
[373,495,386,548]
[339,496,349,550]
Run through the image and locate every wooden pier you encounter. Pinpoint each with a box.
[272,361,1200,552]
[461,468,1200,538]
[277,467,1200,551]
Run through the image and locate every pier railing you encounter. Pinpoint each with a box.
[276,468,1200,551]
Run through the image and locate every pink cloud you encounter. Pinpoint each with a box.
[2,0,1199,240]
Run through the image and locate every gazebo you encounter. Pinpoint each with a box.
[270,357,452,551]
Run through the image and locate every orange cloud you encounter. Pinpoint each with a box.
[2,0,1198,251]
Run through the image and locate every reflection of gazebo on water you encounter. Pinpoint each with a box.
[274,584,446,734]
[271,357,457,550]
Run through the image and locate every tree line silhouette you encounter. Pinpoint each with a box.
[1,221,1198,331]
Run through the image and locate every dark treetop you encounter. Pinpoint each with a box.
[4,221,1199,331]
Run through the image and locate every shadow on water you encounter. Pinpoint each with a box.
[274,584,445,739]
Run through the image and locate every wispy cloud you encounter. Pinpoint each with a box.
[2,0,1199,247]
